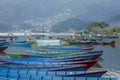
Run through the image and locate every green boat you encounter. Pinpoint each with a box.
[6,52,102,60]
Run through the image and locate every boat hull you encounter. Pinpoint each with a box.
[0,46,8,51]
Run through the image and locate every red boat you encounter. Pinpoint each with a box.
[0,46,8,51]
[93,41,116,47]
[102,41,115,47]
[0,59,97,71]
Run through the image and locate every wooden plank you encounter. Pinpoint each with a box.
[86,77,98,80]
[75,77,86,80]
[98,78,110,80]
[42,76,52,80]
[63,77,74,80]
[52,76,62,80]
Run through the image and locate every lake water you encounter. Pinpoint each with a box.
[94,42,120,78]
[1,36,120,78]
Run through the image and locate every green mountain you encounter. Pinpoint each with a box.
[52,18,89,32]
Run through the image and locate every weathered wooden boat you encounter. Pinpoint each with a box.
[44,49,93,52]
[67,39,116,47]
[0,46,8,51]
[2,60,97,70]
[0,67,107,77]
[68,41,93,45]
[52,46,94,50]
[26,50,103,55]
[0,58,97,68]
[7,52,102,60]
[0,61,24,65]
[0,63,92,71]
[0,73,114,80]
[46,48,102,53]
[93,41,116,47]
[102,41,115,46]
[42,45,94,50]
[49,49,93,52]
[6,53,86,62]
[0,64,87,71]
[0,59,97,71]
[4,42,32,48]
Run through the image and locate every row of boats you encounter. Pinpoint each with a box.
[0,36,117,80]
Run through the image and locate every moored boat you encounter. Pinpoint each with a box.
[26,50,103,55]
[102,41,115,46]
[0,59,97,70]
[68,41,93,45]
[0,67,107,77]
[7,52,102,60]
[0,46,8,51]
[42,45,94,51]
[4,42,32,48]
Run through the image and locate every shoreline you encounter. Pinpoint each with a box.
[0,32,75,36]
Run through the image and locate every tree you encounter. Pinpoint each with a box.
[86,21,109,32]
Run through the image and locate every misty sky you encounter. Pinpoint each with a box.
[0,0,120,21]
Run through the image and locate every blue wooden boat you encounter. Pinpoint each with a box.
[0,62,90,71]
[0,63,88,71]
[42,45,94,50]
[0,59,97,72]
[0,68,107,77]
[4,42,32,48]
[0,59,97,69]
[26,49,103,54]
[0,74,116,80]
[8,51,102,60]
[48,49,92,52]
[26,50,103,55]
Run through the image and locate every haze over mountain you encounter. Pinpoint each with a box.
[0,0,120,32]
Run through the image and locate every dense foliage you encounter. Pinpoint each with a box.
[84,22,120,34]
